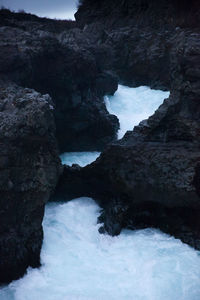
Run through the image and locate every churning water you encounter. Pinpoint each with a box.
[105,85,169,138]
[1,85,200,300]
[1,197,200,300]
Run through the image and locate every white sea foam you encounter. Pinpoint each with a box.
[105,85,170,139]
[1,197,200,300]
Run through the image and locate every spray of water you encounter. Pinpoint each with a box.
[60,152,100,167]
[105,85,169,139]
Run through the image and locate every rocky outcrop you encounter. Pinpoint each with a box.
[76,0,200,29]
[55,1,200,249]
[0,82,61,283]
[0,9,76,33]
[76,0,200,90]
[0,9,119,152]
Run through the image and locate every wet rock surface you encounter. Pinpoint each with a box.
[0,82,61,283]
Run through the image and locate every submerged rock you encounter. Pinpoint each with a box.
[0,82,62,283]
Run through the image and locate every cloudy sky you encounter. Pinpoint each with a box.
[0,0,78,19]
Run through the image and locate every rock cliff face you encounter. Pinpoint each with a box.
[76,0,200,90]
[0,9,119,152]
[76,0,200,28]
[56,0,200,249]
[0,81,61,283]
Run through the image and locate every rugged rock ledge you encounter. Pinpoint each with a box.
[55,0,200,250]
[0,82,61,283]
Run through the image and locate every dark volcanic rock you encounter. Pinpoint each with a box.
[0,10,119,152]
[76,0,200,29]
[0,8,76,33]
[76,0,200,90]
[0,82,61,283]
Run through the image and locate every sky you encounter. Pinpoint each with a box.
[0,0,78,20]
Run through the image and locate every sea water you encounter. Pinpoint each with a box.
[105,85,169,139]
[1,197,200,300]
